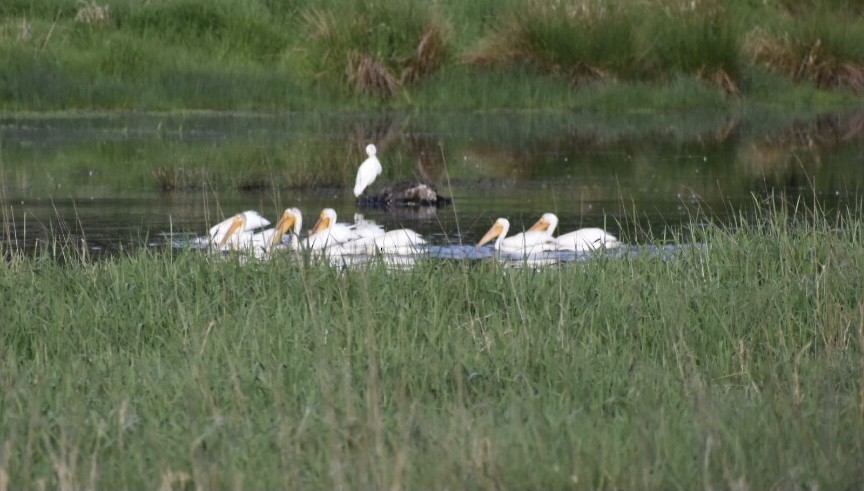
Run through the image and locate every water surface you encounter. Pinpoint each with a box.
[1,111,862,256]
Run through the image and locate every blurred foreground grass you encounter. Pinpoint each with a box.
[1,203,863,489]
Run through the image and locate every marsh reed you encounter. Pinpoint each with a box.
[1,202,863,489]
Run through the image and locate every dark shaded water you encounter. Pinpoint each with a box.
[1,111,863,256]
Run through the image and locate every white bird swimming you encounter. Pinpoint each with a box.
[200,210,271,251]
[374,228,427,254]
[204,210,309,258]
[305,208,384,250]
[269,208,304,250]
[527,213,620,252]
[337,228,427,255]
[353,144,383,198]
[476,217,558,254]
[304,209,425,256]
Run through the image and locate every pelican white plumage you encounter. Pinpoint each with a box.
[200,210,271,251]
[351,212,386,240]
[527,212,619,252]
[270,208,304,250]
[338,228,427,255]
[303,210,424,256]
[375,228,426,254]
[353,144,382,198]
[305,208,384,250]
[230,228,280,257]
[476,217,557,254]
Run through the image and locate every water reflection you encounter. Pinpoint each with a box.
[0,110,862,256]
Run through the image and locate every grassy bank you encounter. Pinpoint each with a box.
[1,206,863,489]
[1,0,863,111]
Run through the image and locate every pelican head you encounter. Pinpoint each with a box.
[528,212,559,235]
[217,213,246,248]
[476,218,510,248]
[366,143,377,156]
[310,208,337,235]
[272,208,302,245]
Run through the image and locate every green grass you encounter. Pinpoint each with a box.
[1,204,863,489]
[1,0,864,111]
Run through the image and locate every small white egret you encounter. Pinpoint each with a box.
[353,144,382,198]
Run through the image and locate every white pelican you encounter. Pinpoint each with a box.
[304,211,424,256]
[230,228,280,257]
[200,210,271,251]
[353,143,451,207]
[305,208,384,250]
[476,218,557,254]
[353,144,382,197]
[336,228,427,255]
[528,213,620,252]
[374,228,426,254]
[209,210,307,258]
[270,208,304,250]
[351,212,386,239]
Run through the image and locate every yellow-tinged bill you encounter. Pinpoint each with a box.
[273,211,296,245]
[309,213,331,235]
[527,217,550,232]
[476,222,504,247]
[217,215,245,248]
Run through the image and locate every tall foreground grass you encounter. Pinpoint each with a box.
[1,206,864,489]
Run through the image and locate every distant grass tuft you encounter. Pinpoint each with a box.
[74,1,112,26]
[301,0,448,99]
[643,2,743,94]
[401,23,448,84]
[347,53,401,99]
[466,1,745,94]
[745,15,864,93]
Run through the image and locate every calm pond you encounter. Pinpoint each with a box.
[1,111,863,256]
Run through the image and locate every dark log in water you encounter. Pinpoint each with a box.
[357,180,452,208]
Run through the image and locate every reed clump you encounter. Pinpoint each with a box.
[466,0,743,93]
[74,1,112,26]
[745,18,864,93]
[302,1,449,99]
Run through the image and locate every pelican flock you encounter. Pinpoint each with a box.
[192,143,622,265]
[197,206,427,262]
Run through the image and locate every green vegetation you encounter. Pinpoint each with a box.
[1,205,863,489]
[1,0,864,111]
